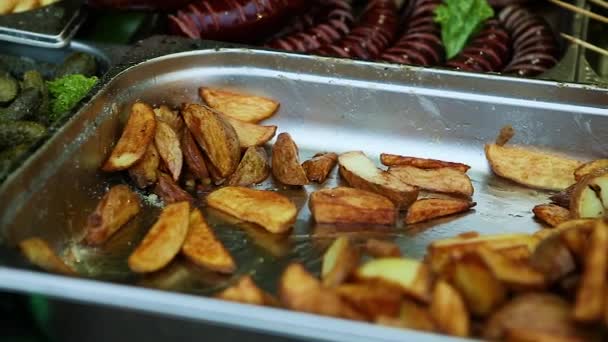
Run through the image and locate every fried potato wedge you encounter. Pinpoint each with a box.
[485,143,581,191]
[302,152,338,183]
[321,236,360,287]
[128,143,160,188]
[550,184,575,209]
[153,105,184,135]
[380,153,470,173]
[206,186,297,233]
[310,187,396,226]
[200,87,279,123]
[356,258,431,302]
[405,198,476,225]
[271,133,308,185]
[154,121,183,181]
[153,172,194,204]
[363,239,401,258]
[495,245,531,262]
[485,293,590,341]
[216,276,277,306]
[128,201,190,273]
[102,102,157,171]
[181,130,210,182]
[279,263,364,320]
[389,166,474,197]
[573,219,608,322]
[477,246,546,290]
[449,255,506,317]
[430,280,470,337]
[182,208,235,274]
[530,235,576,284]
[182,103,240,178]
[570,172,608,218]
[338,151,418,208]
[221,114,276,148]
[19,238,76,276]
[574,159,608,181]
[376,300,436,332]
[495,125,515,146]
[533,204,571,227]
[84,184,141,245]
[227,146,269,186]
[428,233,539,273]
[336,283,402,320]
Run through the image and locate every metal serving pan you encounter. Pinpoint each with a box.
[1,47,607,342]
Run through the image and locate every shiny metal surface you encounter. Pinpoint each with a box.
[0,48,607,341]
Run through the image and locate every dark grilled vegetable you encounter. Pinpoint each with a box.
[0,88,42,121]
[0,120,47,149]
[23,70,50,119]
[0,71,19,104]
[55,53,98,78]
[0,144,29,176]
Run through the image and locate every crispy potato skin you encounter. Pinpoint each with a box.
[530,235,576,284]
[321,236,360,287]
[153,105,184,135]
[430,281,470,337]
[181,130,210,182]
[200,87,279,123]
[336,283,402,320]
[102,102,157,171]
[405,198,475,224]
[302,152,338,183]
[376,300,436,332]
[570,172,608,219]
[574,159,608,181]
[271,133,309,185]
[310,187,396,226]
[182,104,240,178]
[216,276,277,306]
[153,172,194,204]
[380,154,470,173]
[206,186,297,233]
[182,208,236,274]
[19,238,76,275]
[128,202,190,273]
[154,121,183,181]
[227,146,270,186]
[550,184,575,209]
[84,184,141,245]
[221,114,276,148]
[128,143,160,188]
[389,166,474,197]
[477,246,546,290]
[533,204,570,227]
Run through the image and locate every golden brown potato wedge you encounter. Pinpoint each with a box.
[13,0,38,13]
[449,255,506,317]
[216,276,277,306]
[153,172,194,204]
[533,204,570,227]
[153,105,184,135]
[376,300,436,332]
[128,201,190,273]
[484,293,590,341]
[356,258,431,302]
[336,283,402,320]
[182,103,240,178]
[200,87,279,123]
[302,152,338,183]
[550,184,575,209]
[380,153,470,173]
[309,187,396,226]
[495,125,515,146]
[570,172,608,218]
[226,146,270,186]
[485,143,581,191]
[154,121,183,181]
[102,103,157,172]
[476,246,546,290]
[338,151,418,209]
[405,198,476,225]
[206,186,297,233]
[430,280,470,337]
[495,245,531,262]
[574,159,608,181]
[271,133,309,186]
[0,0,18,15]
[321,236,360,287]
[181,130,210,183]
[19,238,76,276]
[388,166,474,197]
[182,208,236,274]
[530,235,576,284]
[279,263,364,320]
[128,143,160,188]
[428,233,539,273]
[84,184,141,245]
[221,114,276,148]
[573,219,608,322]
[363,239,401,258]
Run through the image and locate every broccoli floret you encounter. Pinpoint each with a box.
[47,74,98,122]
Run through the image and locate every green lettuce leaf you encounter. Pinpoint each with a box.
[47,74,98,122]
[434,0,494,59]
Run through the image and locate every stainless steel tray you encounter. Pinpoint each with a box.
[1,48,608,342]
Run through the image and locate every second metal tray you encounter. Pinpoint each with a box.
[1,47,607,342]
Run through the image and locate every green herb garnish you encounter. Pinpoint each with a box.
[47,74,98,122]
[434,0,494,59]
